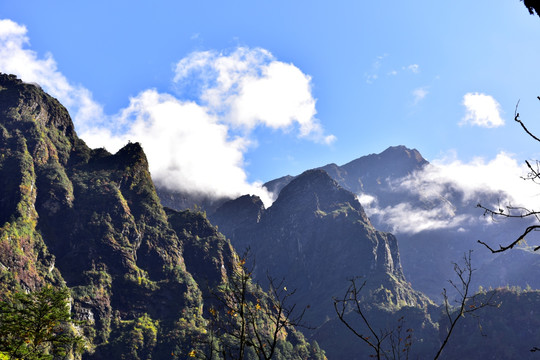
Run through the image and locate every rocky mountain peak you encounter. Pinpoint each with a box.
[271,169,364,216]
[341,145,427,189]
[0,73,75,141]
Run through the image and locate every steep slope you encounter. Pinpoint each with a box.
[262,146,535,301]
[211,170,432,327]
[0,74,205,357]
[0,74,325,359]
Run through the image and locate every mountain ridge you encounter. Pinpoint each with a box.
[0,73,325,359]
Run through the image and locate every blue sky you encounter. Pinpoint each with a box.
[1,1,540,204]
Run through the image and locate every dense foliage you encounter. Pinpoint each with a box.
[0,286,84,359]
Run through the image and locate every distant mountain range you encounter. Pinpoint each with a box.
[204,145,540,302]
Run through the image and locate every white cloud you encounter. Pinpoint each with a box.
[83,89,274,204]
[412,87,428,104]
[460,92,504,128]
[357,193,377,207]
[0,19,333,205]
[173,48,335,144]
[368,202,469,234]
[407,64,420,73]
[413,152,538,207]
[361,152,539,234]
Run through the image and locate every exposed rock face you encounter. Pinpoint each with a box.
[210,194,265,243]
[0,74,204,356]
[210,169,431,330]
[260,145,540,302]
[0,74,325,359]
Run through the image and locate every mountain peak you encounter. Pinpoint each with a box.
[379,145,427,164]
[272,169,343,209]
[114,141,148,167]
[269,168,371,224]
[0,73,75,139]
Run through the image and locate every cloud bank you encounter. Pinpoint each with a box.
[0,19,336,206]
[460,92,504,128]
[362,152,538,234]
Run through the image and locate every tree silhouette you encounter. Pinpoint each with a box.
[334,252,497,360]
[477,97,540,253]
[194,252,310,360]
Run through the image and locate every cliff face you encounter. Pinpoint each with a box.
[211,169,431,331]
[0,74,324,359]
[0,74,205,357]
[260,145,540,302]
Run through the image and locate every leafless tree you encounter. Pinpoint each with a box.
[477,97,540,253]
[434,251,497,359]
[199,251,307,360]
[333,279,412,360]
[334,252,496,360]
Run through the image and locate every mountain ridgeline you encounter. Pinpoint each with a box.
[211,169,431,322]
[2,74,540,359]
[0,74,324,359]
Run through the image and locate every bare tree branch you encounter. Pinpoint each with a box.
[434,251,498,359]
[333,278,393,360]
[514,99,540,143]
[477,97,540,253]
[199,250,309,360]
[334,252,497,360]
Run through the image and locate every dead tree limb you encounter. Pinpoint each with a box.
[477,96,540,253]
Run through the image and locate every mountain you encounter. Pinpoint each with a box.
[4,73,540,359]
[0,74,325,359]
[210,169,438,358]
[261,145,537,301]
[157,187,229,214]
[207,145,540,358]
[438,288,540,359]
[265,146,427,200]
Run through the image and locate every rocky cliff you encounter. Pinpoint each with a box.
[0,74,324,359]
[211,169,432,328]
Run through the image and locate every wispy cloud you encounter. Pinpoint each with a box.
[412,87,428,104]
[365,200,469,234]
[366,56,421,83]
[406,64,420,74]
[364,54,387,84]
[0,18,335,205]
[460,92,504,128]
